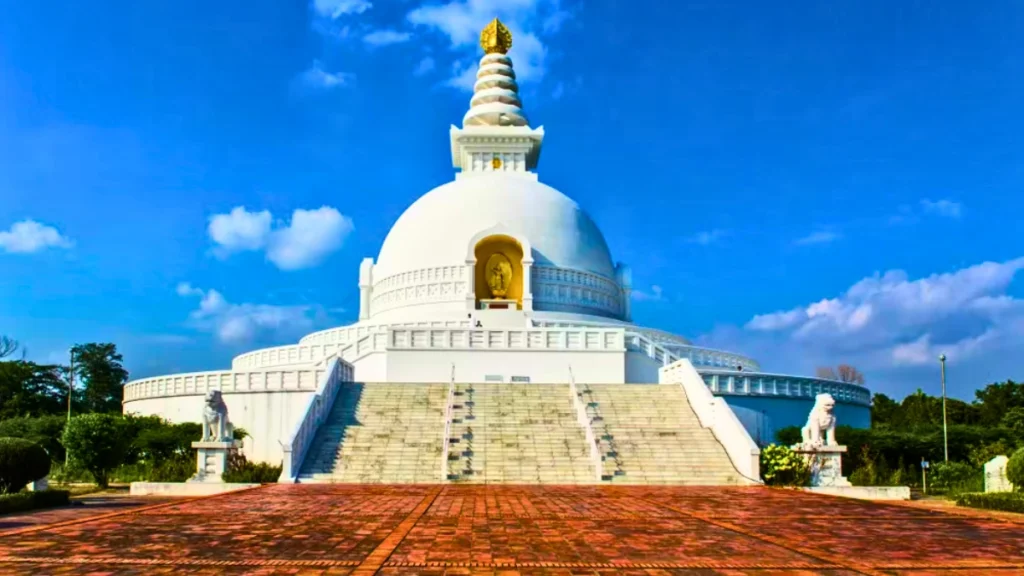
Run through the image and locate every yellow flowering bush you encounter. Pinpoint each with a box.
[760,443,811,486]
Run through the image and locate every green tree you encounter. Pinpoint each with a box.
[62,414,133,488]
[871,393,900,427]
[975,380,1024,427]
[71,343,129,414]
[0,361,65,418]
[1002,407,1024,438]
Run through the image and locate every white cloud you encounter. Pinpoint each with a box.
[176,282,204,297]
[632,285,664,302]
[208,207,271,256]
[407,0,569,89]
[177,284,326,345]
[921,198,963,219]
[313,0,372,19]
[0,219,73,254]
[300,60,354,89]
[689,229,728,246]
[703,257,1024,398]
[551,81,564,100]
[414,56,436,76]
[207,206,354,270]
[794,230,841,246]
[363,29,412,47]
[266,207,354,270]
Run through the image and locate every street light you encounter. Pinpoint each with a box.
[65,347,75,467]
[939,353,949,463]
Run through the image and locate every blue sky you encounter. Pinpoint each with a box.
[1,0,1022,400]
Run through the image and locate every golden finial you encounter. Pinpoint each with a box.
[480,18,512,54]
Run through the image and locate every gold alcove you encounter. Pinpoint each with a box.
[474,234,525,309]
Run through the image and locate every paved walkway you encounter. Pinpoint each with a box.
[0,484,1022,575]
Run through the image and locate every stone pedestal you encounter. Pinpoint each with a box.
[792,444,851,488]
[189,441,234,483]
[479,298,516,310]
[985,455,1014,493]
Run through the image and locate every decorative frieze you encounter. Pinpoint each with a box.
[532,266,623,318]
[370,265,469,315]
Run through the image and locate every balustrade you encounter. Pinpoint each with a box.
[279,358,351,482]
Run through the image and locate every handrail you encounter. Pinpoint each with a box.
[568,366,602,482]
[439,364,456,482]
[660,359,762,484]
[278,358,352,483]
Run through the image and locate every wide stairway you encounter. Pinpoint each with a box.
[446,384,597,484]
[296,382,748,485]
[581,384,746,485]
[298,383,447,483]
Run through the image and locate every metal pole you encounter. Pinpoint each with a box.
[939,354,948,463]
[65,348,74,467]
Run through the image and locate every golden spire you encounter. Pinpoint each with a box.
[480,18,513,54]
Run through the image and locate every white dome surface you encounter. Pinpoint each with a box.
[375,174,616,281]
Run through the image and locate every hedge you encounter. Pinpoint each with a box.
[954,492,1024,514]
[777,425,1021,476]
[0,437,52,494]
[0,490,71,516]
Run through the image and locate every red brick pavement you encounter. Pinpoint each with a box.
[0,484,1022,575]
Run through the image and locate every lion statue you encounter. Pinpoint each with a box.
[801,393,837,447]
[201,390,233,442]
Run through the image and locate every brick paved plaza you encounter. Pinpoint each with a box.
[0,484,1022,575]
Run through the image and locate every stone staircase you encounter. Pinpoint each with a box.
[298,383,447,483]
[579,384,746,485]
[446,384,597,484]
[295,381,747,486]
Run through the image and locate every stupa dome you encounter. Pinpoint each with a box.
[373,174,617,281]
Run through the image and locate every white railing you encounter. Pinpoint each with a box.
[388,327,625,352]
[231,343,335,370]
[625,332,760,372]
[700,370,872,406]
[660,359,761,484]
[123,368,325,402]
[568,367,603,482]
[278,358,353,482]
[439,365,456,482]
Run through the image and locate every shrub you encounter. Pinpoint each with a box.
[929,461,982,494]
[62,414,133,488]
[132,422,201,466]
[0,438,52,494]
[968,439,1018,468]
[1007,448,1024,490]
[774,427,801,446]
[0,415,68,463]
[0,490,71,515]
[954,492,1024,514]
[760,444,810,486]
[222,451,281,484]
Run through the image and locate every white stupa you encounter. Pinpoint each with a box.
[123,19,871,468]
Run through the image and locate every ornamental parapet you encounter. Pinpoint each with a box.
[388,326,625,351]
[698,369,872,406]
[123,368,326,403]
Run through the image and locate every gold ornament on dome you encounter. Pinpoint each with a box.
[492,156,503,169]
[485,253,513,298]
[480,18,513,54]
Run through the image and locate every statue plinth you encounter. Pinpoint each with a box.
[791,443,852,488]
[189,440,235,484]
[479,298,515,310]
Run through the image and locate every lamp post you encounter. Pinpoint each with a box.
[939,353,948,463]
[65,348,74,467]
